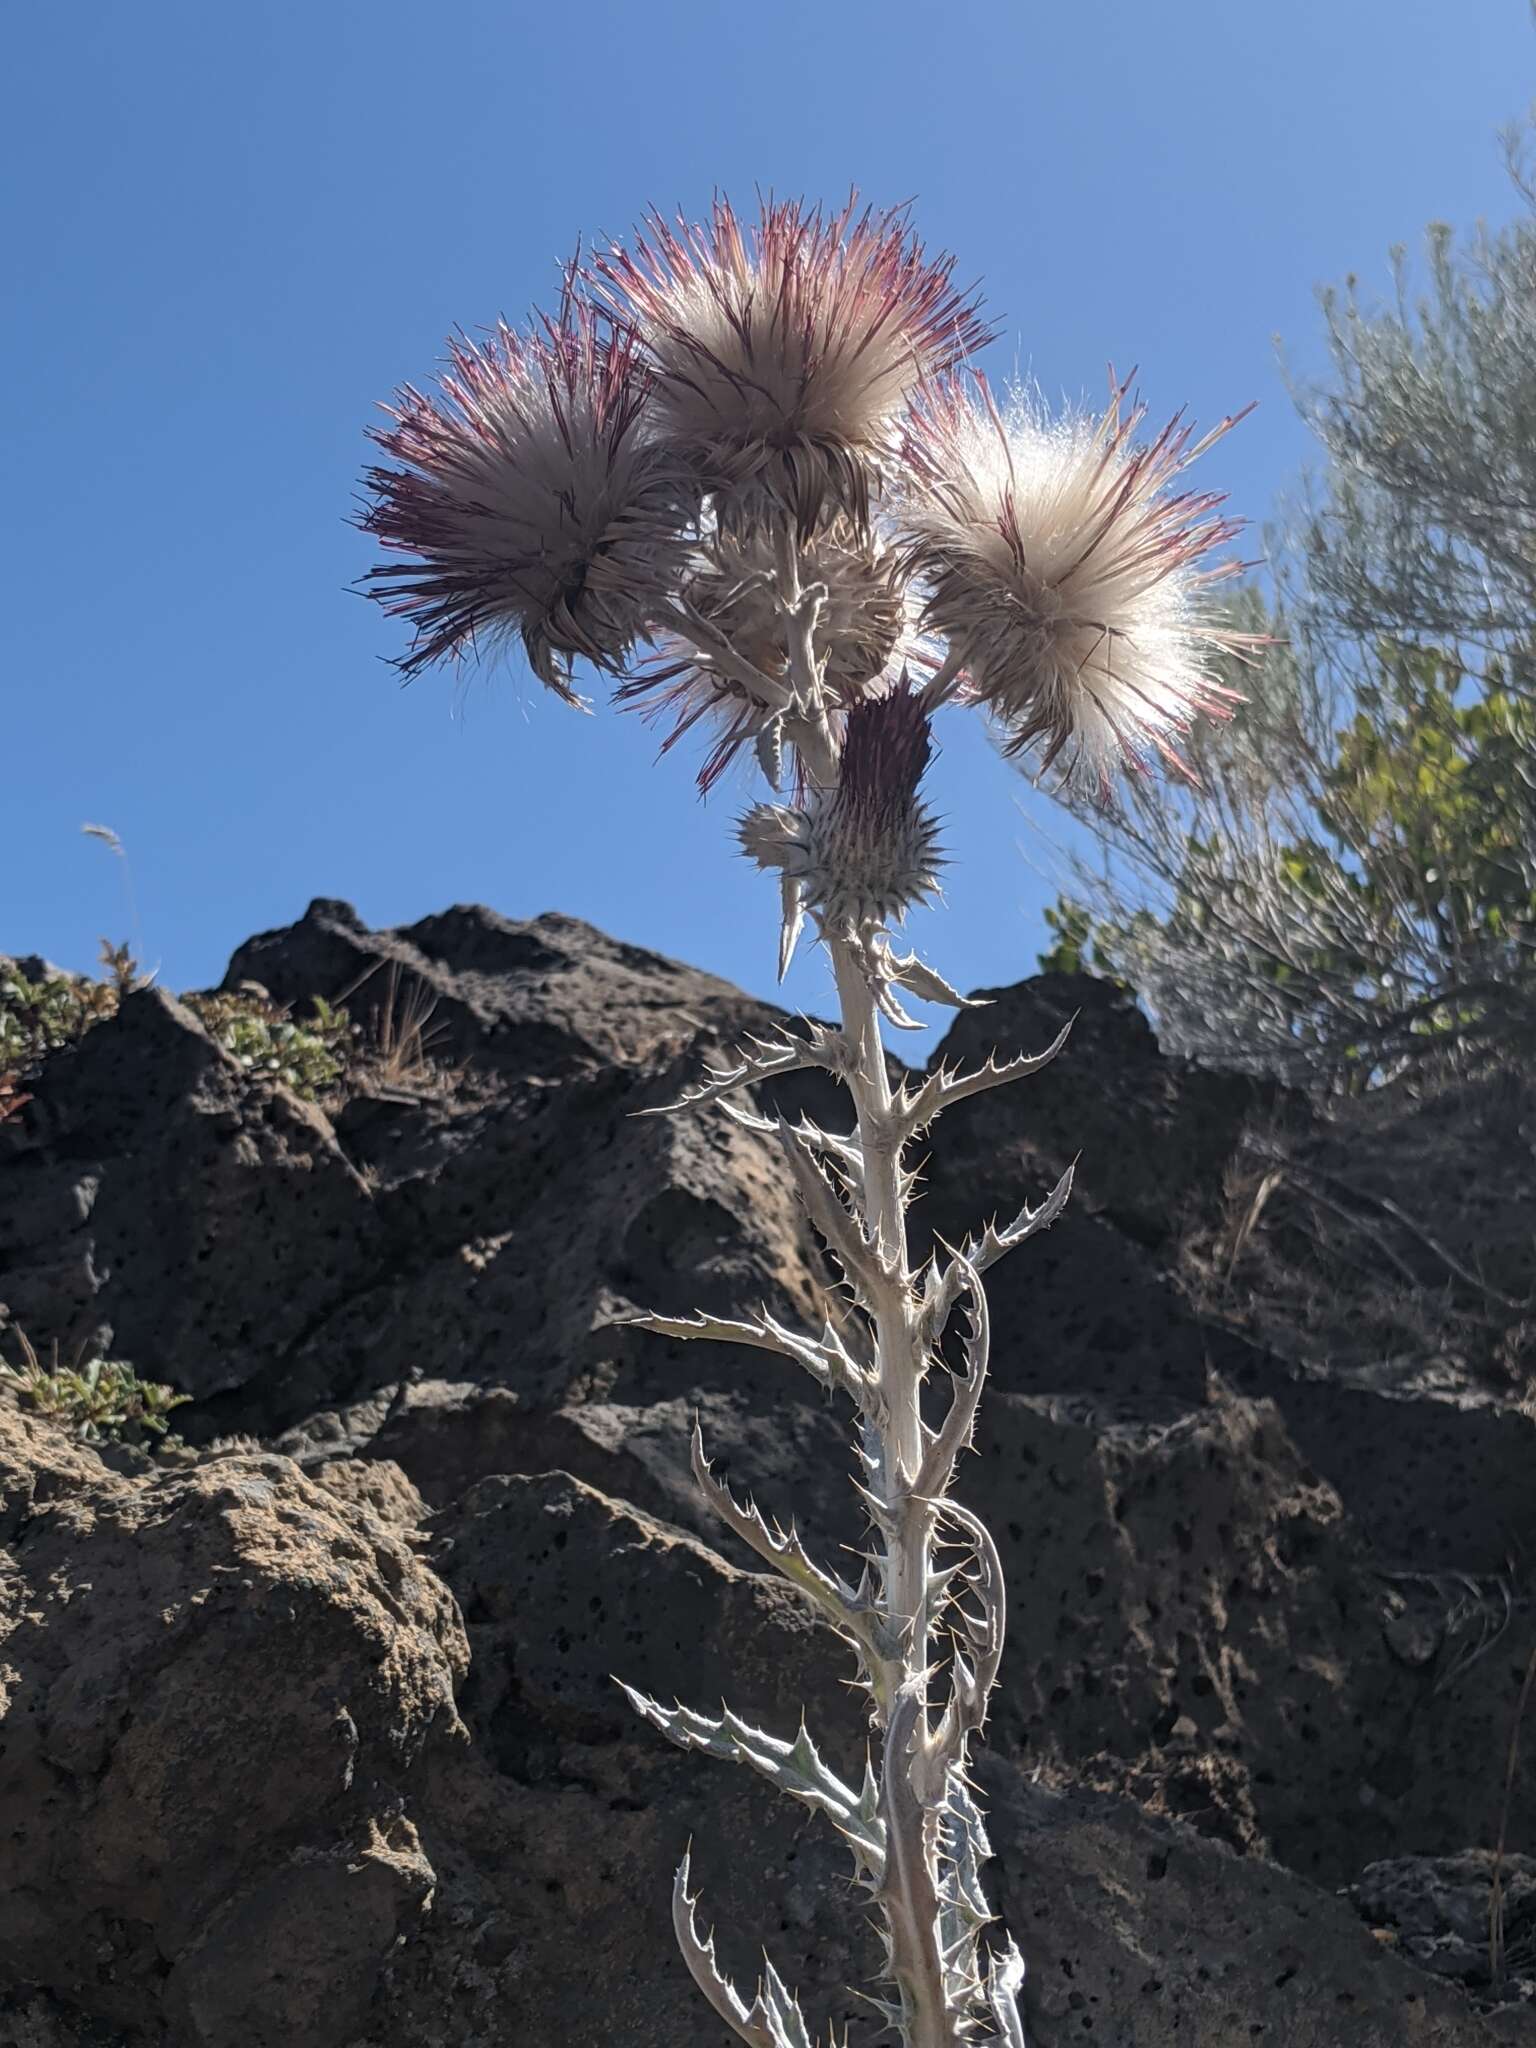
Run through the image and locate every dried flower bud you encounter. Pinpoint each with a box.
[594,197,991,535]
[359,283,692,700]
[621,520,910,790]
[697,522,905,697]
[901,373,1258,786]
[740,686,944,934]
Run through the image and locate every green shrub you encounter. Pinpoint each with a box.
[0,947,353,1104]
[183,989,351,1099]
[0,960,117,1071]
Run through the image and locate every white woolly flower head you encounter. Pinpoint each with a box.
[900,372,1258,787]
[620,518,914,790]
[739,684,944,934]
[359,280,694,700]
[593,196,992,535]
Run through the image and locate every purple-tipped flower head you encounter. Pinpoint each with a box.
[594,197,992,535]
[740,683,944,933]
[360,283,691,700]
[901,373,1256,786]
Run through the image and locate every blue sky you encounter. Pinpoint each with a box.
[5,0,1533,1040]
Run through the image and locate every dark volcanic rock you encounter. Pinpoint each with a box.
[0,1426,1515,2047]
[927,969,1280,1250]
[0,985,377,1402]
[0,903,1532,2045]
[0,1403,464,2047]
[0,906,831,1442]
[223,897,767,1079]
[983,1767,1524,2046]
[1352,1851,1536,1991]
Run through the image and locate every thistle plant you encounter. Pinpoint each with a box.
[360,194,1252,2046]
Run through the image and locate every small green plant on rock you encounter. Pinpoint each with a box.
[0,946,353,1106]
[182,988,352,1099]
[1,1330,189,1447]
[0,960,117,1072]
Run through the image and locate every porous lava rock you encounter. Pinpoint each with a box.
[0,903,1531,2044]
[0,1403,465,2048]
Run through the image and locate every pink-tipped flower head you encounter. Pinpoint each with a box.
[620,518,912,790]
[359,282,693,700]
[900,372,1258,787]
[740,682,944,934]
[593,197,992,536]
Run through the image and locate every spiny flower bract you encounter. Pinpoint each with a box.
[900,372,1257,788]
[593,196,992,536]
[359,282,693,700]
[740,684,945,932]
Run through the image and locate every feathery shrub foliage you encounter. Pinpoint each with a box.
[1042,129,1536,1091]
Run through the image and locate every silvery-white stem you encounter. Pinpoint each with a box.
[827,932,952,2045]
[787,563,990,2045]
[629,523,1034,2048]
